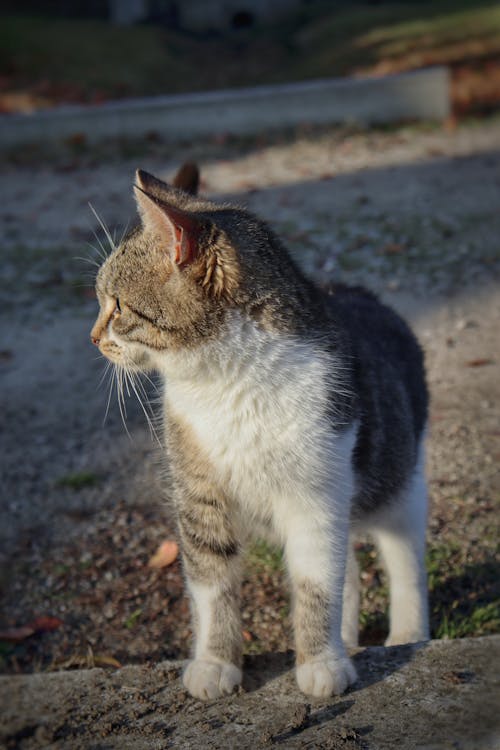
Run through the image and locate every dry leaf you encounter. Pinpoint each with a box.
[0,625,35,642]
[465,358,494,367]
[94,654,122,669]
[0,615,63,642]
[242,629,253,642]
[30,616,64,633]
[148,540,179,569]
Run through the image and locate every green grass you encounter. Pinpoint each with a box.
[56,471,100,490]
[436,602,500,639]
[124,608,142,630]
[246,540,284,573]
[244,536,499,643]
[1,1,499,106]
[354,540,499,643]
[0,16,185,98]
[427,542,499,640]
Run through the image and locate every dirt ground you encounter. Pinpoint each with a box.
[0,117,499,676]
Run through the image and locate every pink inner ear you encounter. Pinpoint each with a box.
[134,183,205,266]
[173,225,182,263]
[173,225,187,265]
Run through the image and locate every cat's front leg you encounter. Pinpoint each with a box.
[285,513,357,698]
[177,501,242,700]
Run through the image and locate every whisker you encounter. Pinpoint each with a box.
[97,360,112,389]
[119,219,131,246]
[139,371,160,393]
[128,369,151,403]
[103,366,115,427]
[119,367,128,418]
[116,366,131,439]
[88,229,109,262]
[124,367,162,448]
[89,203,116,255]
[123,368,132,399]
[74,255,100,269]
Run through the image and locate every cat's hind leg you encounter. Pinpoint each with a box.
[371,443,429,646]
[341,539,360,649]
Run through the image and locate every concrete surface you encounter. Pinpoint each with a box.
[0,67,449,148]
[1,636,499,749]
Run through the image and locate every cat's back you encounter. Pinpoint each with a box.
[324,283,426,399]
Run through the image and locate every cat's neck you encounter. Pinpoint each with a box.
[156,309,327,388]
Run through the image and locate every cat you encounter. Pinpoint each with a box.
[90,162,429,700]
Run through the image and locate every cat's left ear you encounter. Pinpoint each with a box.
[134,169,207,267]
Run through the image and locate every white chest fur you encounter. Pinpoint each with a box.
[160,314,352,528]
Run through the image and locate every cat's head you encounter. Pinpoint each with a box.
[91,164,314,374]
[90,164,247,372]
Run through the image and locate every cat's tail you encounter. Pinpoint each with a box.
[173,162,200,195]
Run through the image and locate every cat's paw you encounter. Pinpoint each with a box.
[385,630,428,647]
[183,659,242,700]
[296,655,357,698]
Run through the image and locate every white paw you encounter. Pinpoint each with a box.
[385,630,428,647]
[296,655,357,698]
[183,659,242,700]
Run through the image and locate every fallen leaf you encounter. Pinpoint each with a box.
[465,358,494,367]
[148,540,179,569]
[94,654,122,669]
[0,625,35,642]
[242,629,253,642]
[0,615,64,643]
[30,616,64,633]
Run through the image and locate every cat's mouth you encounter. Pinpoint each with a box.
[99,339,123,364]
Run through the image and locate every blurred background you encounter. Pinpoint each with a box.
[1,0,499,117]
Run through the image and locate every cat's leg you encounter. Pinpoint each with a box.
[371,446,429,646]
[285,515,357,698]
[178,498,243,700]
[341,538,360,649]
[282,434,358,698]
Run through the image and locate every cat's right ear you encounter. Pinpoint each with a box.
[134,170,207,267]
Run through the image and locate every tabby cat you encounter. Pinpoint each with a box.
[91,163,429,700]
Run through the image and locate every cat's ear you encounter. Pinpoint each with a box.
[172,162,199,195]
[134,170,206,266]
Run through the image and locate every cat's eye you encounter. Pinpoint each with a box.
[115,298,121,314]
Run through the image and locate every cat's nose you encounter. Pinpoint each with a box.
[91,335,100,346]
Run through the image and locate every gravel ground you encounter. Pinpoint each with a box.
[0,117,499,674]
